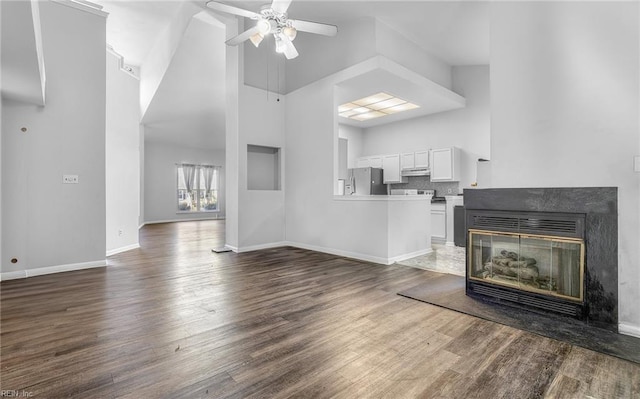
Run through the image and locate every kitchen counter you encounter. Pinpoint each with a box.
[332,194,432,264]
[334,194,432,201]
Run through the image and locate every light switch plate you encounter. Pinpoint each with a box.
[63,174,79,184]
[635,156,640,172]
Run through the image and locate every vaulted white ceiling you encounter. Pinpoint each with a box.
[97,1,490,68]
[94,1,490,149]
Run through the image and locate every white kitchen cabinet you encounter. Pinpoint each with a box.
[369,156,383,168]
[430,147,460,182]
[401,151,429,169]
[414,150,429,168]
[401,153,415,169]
[356,155,382,168]
[356,157,370,168]
[382,154,407,184]
[431,203,446,243]
[356,156,383,169]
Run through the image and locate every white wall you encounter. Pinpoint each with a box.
[375,20,452,90]
[236,85,286,250]
[139,1,200,118]
[106,50,140,255]
[139,124,145,227]
[338,124,364,169]
[247,145,280,191]
[361,65,490,191]
[224,18,240,249]
[1,0,3,271]
[1,1,106,278]
[285,76,393,261]
[266,18,378,94]
[0,0,46,105]
[490,2,640,333]
[143,140,225,223]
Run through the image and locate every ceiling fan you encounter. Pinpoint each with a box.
[205,0,338,60]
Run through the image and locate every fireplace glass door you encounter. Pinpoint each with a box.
[468,230,585,302]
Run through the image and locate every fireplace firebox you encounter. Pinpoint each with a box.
[463,187,618,331]
[466,210,586,318]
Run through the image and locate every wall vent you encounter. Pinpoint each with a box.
[470,284,580,316]
[468,210,584,239]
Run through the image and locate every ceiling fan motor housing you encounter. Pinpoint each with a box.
[258,6,293,35]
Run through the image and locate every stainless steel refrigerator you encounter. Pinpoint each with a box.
[346,167,386,195]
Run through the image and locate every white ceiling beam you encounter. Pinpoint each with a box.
[1,0,47,106]
[139,1,201,120]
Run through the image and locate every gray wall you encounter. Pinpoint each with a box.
[143,140,225,224]
[106,50,140,254]
[1,1,106,275]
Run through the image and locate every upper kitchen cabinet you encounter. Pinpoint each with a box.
[414,150,429,168]
[357,156,383,168]
[382,154,408,184]
[430,147,461,182]
[401,153,415,169]
[401,150,429,169]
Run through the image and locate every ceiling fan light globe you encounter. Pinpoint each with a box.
[249,33,264,47]
[283,26,297,40]
[257,19,272,35]
[275,37,285,54]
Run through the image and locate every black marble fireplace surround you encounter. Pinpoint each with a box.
[463,187,618,332]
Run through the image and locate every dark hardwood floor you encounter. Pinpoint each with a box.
[1,220,638,398]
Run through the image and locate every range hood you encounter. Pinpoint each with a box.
[401,167,430,177]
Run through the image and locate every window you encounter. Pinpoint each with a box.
[177,164,220,212]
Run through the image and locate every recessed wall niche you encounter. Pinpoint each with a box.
[247,144,281,191]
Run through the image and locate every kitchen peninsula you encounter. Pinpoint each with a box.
[333,194,432,265]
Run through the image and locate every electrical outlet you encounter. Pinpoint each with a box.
[118,229,123,236]
[63,175,79,184]
[447,188,452,194]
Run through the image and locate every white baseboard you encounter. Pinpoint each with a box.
[223,244,239,252]
[142,216,225,226]
[388,248,433,264]
[284,241,392,265]
[106,243,140,257]
[226,241,431,266]
[0,270,27,281]
[1,260,107,281]
[230,242,288,253]
[618,322,640,338]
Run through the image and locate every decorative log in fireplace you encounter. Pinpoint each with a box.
[463,187,618,331]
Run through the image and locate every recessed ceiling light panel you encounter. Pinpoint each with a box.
[382,102,420,114]
[351,110,387,121]
[352,92,393,107]
[339,92,419,122]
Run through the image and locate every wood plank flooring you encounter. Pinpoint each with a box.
[1,220,638,398]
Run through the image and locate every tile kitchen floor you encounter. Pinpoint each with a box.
[396,244,466,276]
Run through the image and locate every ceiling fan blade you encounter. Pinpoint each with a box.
[271,0,292,14]
[278,33,299,59]
[226,26,260,46]
[206,1,259,19]
[290,19,338,37]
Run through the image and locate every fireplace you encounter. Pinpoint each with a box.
[467,210,586,318]
[464,188,618,331]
